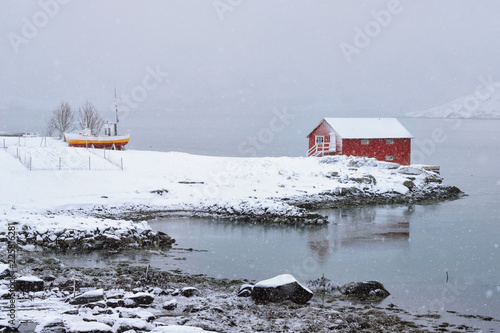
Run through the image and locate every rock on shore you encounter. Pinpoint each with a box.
[243,274,314,304]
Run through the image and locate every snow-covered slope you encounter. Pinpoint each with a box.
[404,81,500,119]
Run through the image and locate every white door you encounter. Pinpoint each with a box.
[329,133,336,152]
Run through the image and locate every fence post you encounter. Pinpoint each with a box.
[89,156,91,170]
[3,139,5,148]
[29,155,32,170]
[39,136,46,147]
[59,157,61,170]
[121,157,123,170]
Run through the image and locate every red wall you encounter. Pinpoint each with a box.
[308,121,334,149]
[342,138,411,165]
[308,120,411,165]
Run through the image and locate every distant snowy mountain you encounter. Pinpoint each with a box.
[404,82,500,119]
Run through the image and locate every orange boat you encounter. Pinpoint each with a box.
[65,90,130,150]
[64,130,130,150]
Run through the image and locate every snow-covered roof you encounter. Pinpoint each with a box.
[317,118,413,139]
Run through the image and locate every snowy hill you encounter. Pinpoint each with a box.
[404,81,500,119]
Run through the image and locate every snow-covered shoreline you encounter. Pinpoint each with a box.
[0,249,481,333]
[0,137,464,236]
[0,137,474,332]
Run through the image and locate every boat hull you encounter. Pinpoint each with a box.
[64,133,130,150]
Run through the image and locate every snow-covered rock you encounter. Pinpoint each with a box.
[0,289,12,299]
[162,299,178,310]
[0,263,10,278]
[124,291,155,305]
[66,321,113,333]
[34,314,65,333]
[106,299,124,308]
[398,166,426,175]
[15,276,44,292]
[123,298,138,308]
[180,287,200,298]
[119,308,156,321]
[0,320,18,332]
[151,326,217,332]
[70,288,104,305]
[237,284,254,297]
[252,274,313,304]
[111,318,154,332]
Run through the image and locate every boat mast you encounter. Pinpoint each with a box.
[114,88,119,136]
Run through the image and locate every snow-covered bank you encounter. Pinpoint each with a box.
[1,137,463,232]
[2,217,174,253]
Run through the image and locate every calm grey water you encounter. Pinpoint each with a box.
[58,118,499,330]
[145,118,500,330]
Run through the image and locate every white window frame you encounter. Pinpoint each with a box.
[385,155,394,161]
[386,139,394,145]
[361,139,369,145]
[315,136,324,145]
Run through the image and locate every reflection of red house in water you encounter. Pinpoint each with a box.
[306,118,413,165]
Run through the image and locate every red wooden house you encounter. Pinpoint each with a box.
[307,118,413,165]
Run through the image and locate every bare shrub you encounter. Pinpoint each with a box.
[44,117,57,137]
[78,101,104,136]
[50,101,75,140]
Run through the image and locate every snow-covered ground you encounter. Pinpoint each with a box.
[0,136,448,233]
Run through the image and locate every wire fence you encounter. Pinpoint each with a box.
[2,136,124,171]
[89,145,124,170]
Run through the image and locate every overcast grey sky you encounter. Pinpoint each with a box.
[2,1,500,152]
